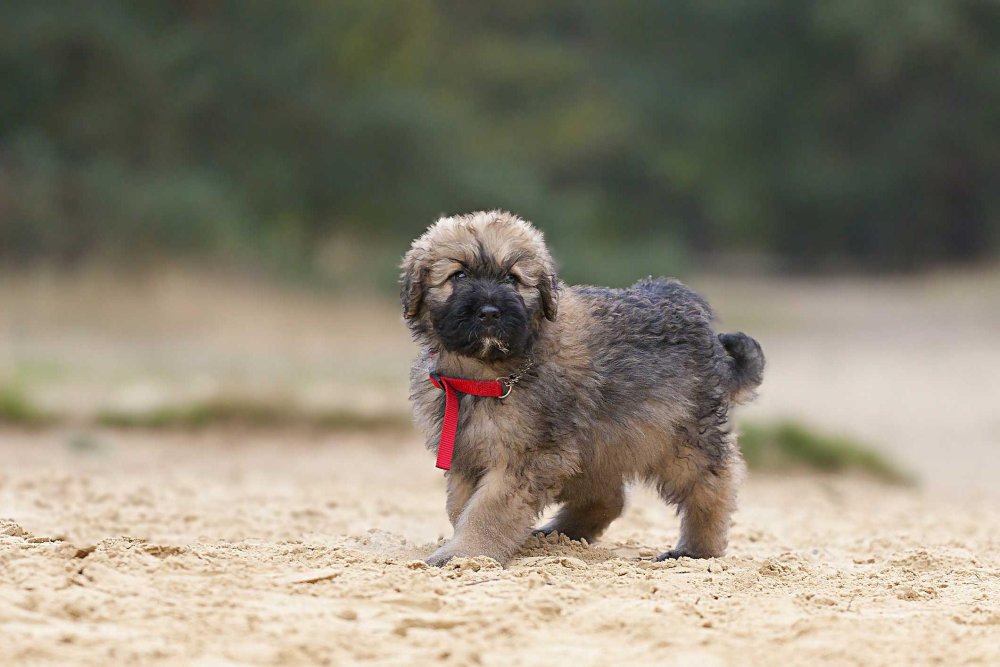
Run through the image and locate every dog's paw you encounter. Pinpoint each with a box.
[425,545,462,567]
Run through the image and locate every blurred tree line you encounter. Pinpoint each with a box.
[1,0,997,282]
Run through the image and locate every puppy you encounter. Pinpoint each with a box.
[401,211,764,566]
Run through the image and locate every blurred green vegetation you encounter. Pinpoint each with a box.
[740,420,913,484]
[96,398,413,431]
[0,385,53,427]
[0,383,911,480]
[1,1,998,285]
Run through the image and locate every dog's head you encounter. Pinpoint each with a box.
[400,211,558,361]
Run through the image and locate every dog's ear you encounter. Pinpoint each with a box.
[400,248,426,319]
[538,273,559,321]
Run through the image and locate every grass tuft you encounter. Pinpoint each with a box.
[740,420,913,484]
[96,398,413,432]
[0,385,53,426]
[2,388,914,485]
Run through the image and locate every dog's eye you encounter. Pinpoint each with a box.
[451,271,467,282]
[503,273,518,285]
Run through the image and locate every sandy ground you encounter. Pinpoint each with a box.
[1,429,998,667]
[2,267,999,664]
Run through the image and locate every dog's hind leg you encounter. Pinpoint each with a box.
[535,476,625,542]
[655,430,745,560]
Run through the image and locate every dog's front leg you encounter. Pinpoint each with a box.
[445,472,477,528]
[427,467,543,566]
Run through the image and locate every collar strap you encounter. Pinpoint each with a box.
[428,373,506,471]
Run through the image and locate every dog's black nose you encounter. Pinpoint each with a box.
[477,304,501,324]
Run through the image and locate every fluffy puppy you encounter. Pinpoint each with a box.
[401,211,764,566]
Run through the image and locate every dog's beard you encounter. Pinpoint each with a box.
[433,319,528,361]
[479,336,510,358]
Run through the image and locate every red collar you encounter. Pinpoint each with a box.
[428,372,508,471]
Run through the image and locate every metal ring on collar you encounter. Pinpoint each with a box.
[498,380,513,399]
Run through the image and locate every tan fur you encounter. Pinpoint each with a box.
[402,211,754,565]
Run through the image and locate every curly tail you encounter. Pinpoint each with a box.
[719,332,765,403]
